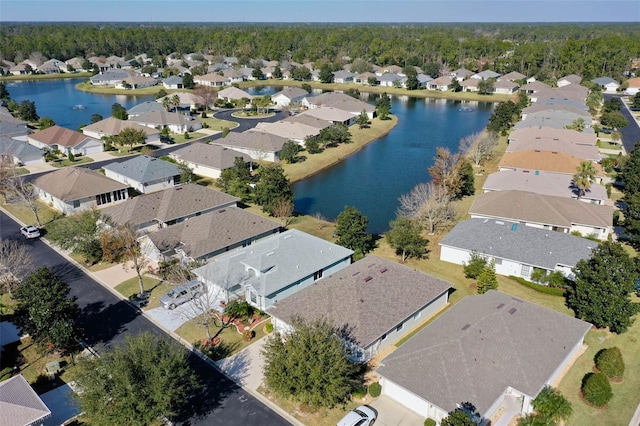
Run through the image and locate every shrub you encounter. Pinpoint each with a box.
[265,322,274,333]
[369,381,382,397]
[424,419,436,426]
[352,386,367,399]
[581,372,613,406]
[508,276,565,296]
[595,347,625,379]
[463,251,487,279]
[242,329,254,341]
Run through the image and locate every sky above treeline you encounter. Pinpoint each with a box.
[1,0,639,23]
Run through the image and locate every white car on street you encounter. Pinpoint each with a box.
[20,225,40,239]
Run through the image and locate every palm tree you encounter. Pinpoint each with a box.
[572,161,597,199]
[531,386,573,425]
[161,97,171,111]
[171,94,181,112]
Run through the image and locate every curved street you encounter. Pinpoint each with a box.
[603,93,640,154]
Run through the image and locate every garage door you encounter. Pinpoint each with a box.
[381,376,443,421]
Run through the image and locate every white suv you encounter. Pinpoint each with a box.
[337,405,377,426]
[20,225,40,239]
[160,280,203,310]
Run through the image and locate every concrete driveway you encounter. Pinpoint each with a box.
[216,335,269,391]
[369,396,425,426]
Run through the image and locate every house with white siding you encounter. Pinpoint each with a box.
[102,156,182,194]
[28,125,104,156]
[169,142,252,179]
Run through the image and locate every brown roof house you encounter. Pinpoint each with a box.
[469,190,613,240]
[268,255,452,363]
[302,92,376,119]
[129,110,202,134]
[139,206,281,263]
[499,150,604,183]
[32,167,128,214]
[81,117,161,144]
[168,142,252,179]
[28,125,104,156]
[0,374,51,426]
[377,290,591,425]
[100,183,238,233]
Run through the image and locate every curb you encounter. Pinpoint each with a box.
[1,206,303,426]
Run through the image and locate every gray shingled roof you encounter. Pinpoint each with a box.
[127,101,166,116]
[100,183,238,227]
[439,218,596,270]
[0,137,43,159]
[32,167,128,202]
[147,206,281,260]
[0,374,51,426]
[103,155,181,183]
[304,92,375,113]
[267,255,451,349]
[377,290,591,416]
[170,142,251,170]
[215,131,289,152]
[193,229,353,297]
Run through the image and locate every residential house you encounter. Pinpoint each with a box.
[283,114,334,131]
[426,76,453,91]
[440,218,596,279]
[65,57,86,72]
[252,121,320,146]
[193,229,353,310]
[624,77,640,95]
[460,78,479,92]
[27,125,104,156]
[0,374,52,426]
[377,290,591,424]
[39,58,66,74]
[162,75,184,90]
[520,80,551,95]
[212,131,288,162]
[100,183,238,233]
[140,206,281,263]
[89,70,130,86]
[0,117,29,138]
[499,150,604,183]
[376,65,403,76]
[129,110,202,133]
[271,87,309,108]
[557,74,582,87]
[156,92,206,112]
[9,63,31,75]
[471,70,500,80]
[115,75,158,90]
[193,73,231,87]
[533,85,588,103]
[469,190,613,240]
[302,92,376,119]
[498,71,526,82]
[169,142,252,179]
[217,87,253,103]
[492,79,519,94]
[333,70,356,83]
[483,170,608,205]
[127,101,166,117]
[32,167,128,214]
[591,77,620,93]
[297,107,357,126]
[268,255,452,363]
[354,72,377,85]
[0,137,44,165]
[102,155,181,194]
[378,73,405,87]
[81,117,161,144]
[514,110,593,131]
[450,68,474,81]
[521,104,591,120]
[506,127,600,161]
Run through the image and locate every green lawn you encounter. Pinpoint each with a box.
[172,132,206,143]
[114,276,168,310]
[598,141,623,150]
[0,199,61,226]
[50,156,94,168]
[200,115,238,131]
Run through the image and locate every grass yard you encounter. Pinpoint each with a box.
[231,111,276,119]
[175,314,269,361]
[172,132,206,143]
[598,141,623,150]
[68,252,116,272]
[558,308,640,426]
[258,385,363,426]
[49,156,94,168]
[281,115,398,183]
[114,275,168,310]
[0,199,60,227]
[200,115,239,131]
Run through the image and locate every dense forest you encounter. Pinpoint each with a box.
[1,23,639,81]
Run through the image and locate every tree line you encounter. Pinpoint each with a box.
[2,23,639,81]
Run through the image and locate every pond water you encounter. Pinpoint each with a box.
[8,81,493,233]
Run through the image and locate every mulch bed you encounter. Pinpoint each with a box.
[578,391,609,410]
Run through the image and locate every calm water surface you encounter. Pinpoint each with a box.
[10,81,493,233]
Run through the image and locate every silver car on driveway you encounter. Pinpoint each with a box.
[160,280,203,310]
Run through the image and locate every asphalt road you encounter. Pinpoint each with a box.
[603,93,640,153]
[0,211,291,426]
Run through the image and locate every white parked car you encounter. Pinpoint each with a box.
[160,280,203,310]
[20,225,40,239]
[337,405,377,426]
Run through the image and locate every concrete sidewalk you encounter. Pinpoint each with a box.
[216,335,269,391]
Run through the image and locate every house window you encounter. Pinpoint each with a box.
[73,200,80,208]
[521,264,532,277]
[396,323,404,332]
[494,258,502,265]
[250,291,258,304]
[313,269,323,280]
[413,311,421,320]
[381,333,387,340]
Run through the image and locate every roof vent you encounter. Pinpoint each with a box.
[511,223,518,231]
[363,276,373,282]
[497,303,505,309]
[461,324,471,330]
[380,267,388,274]
[352,271,361,276]
[219,209,225,213]
[508,308,517,315]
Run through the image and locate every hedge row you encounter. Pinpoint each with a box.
[508,276,565,296]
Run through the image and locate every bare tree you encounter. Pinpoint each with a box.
[4,175,43,227]
[272,197,294,226]
[397,182,456,235]
[312,212,328,230]
[428,147,462,199]
[100,223,149,297]
[0,239,35,295]
[459,131,499,167]
[194,85,217,112]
